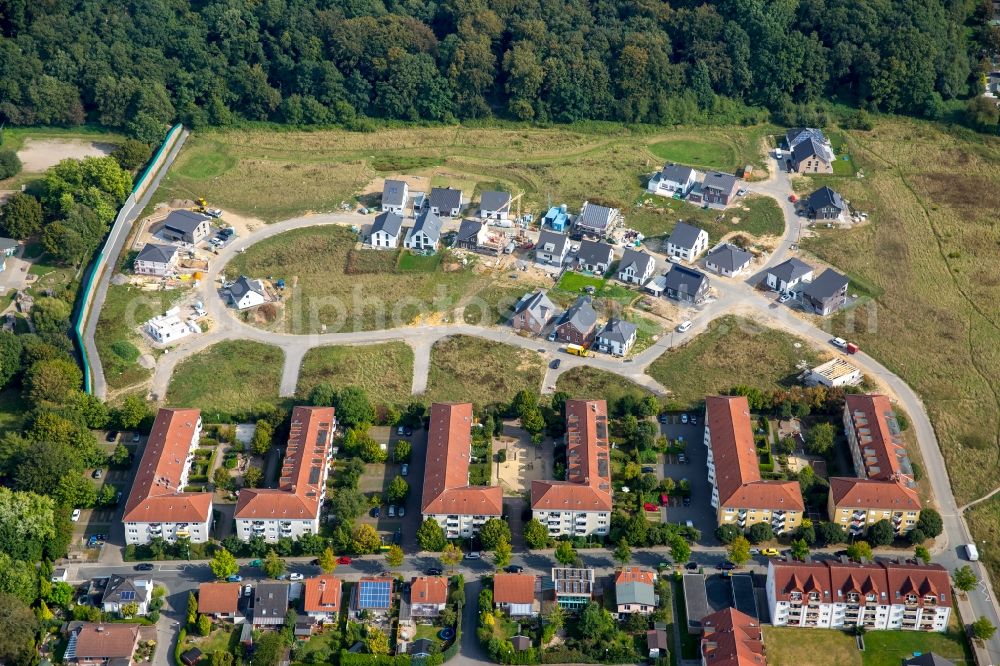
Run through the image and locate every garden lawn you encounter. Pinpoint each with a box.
[646,315,823,408]
[762,627,860,666]
[166,340,284,419]
[648,137,739,171]
[860,628,972,666]
[424,335,545,407]
[296,342,414,405]
[95,284,188,391]
[629,195,785,243]
[225,225,488,333]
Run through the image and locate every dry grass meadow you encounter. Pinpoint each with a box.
[296,342,415,406]
[423,335,545,407]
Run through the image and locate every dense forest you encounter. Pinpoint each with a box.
[1,0,998,134]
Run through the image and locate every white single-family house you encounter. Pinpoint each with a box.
[404,210,443,252]
[617,248,656,285]
[371,211,404,249]
[381,180,409,214]
[226,276,268,309]
[666,222,709,262]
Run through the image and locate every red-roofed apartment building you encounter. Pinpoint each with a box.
[766,559,951,632]
[235,407,336,542]
[531,399,612,537]
[829,395,921,537]
[122,409,212,545]
[701,608,766,666]
[705,397,803,535]
[421,403,502,538]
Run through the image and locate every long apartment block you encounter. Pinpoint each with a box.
[420,403,502,538]
[531,399,613,537]
[766,559,952,632]
[234,406,336,542]
[123,408,212,544]
[829,394,921,536]
[705,396,803,534]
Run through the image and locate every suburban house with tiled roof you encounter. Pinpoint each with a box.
[766,559,951,631]
[802,268,849,316]
[235,406,336,542]
[493,573,538,617]
[198,582,242,621]
[353,577,394,617]
[804,186,846,220]
[616,248,656,285]
[614,568,656,617]
[511,290,558,335]
[574,201,622,237]
[705,396,804,535]
[666,221,709,262]
[595,318,638,357]
[226,276,268,310]
[700,171,740,206]
[102,575,153,616]
[574,239,615,274]
[122,408,212,545]
[479,190,512,220]
[535,229,570,267]
[664,265,710,304]
[133,243,179,277]
[160,209,211,244]
[785,128,835,174]
[409,576,448,617]
[700,607,766,666]
[64,622,141,666]
[404,210,443,251]
[648,163,698,197]
[381,179,409,214]
[371,211,404,249]
[303,575,342,624]
[427,187,463,217]
[555,296,598,346]
[765,258,813,295]
[532,400,613,537]
[421,403,502,538]
[252,582,289,626]
[705,243,753,277]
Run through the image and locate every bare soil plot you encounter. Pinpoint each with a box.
[17,138,116,172]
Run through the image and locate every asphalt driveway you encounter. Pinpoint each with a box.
[660,415,717,544]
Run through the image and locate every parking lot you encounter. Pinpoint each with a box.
[658,414,718,544]
[355,425,426,552]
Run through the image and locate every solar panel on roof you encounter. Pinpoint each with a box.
[120,590,136,601]
[359,581,391,608]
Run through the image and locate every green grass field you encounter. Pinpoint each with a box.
[424,335,545,407]
[763,627,860,666]
[649,138,739,171]
[166,340,284,419]
[95,284,189,392]
[0,388,28,435]
[225,225,488,333]
[555,366,660,406]
[646,315,823,408]
[629,194,785,242]
[860,628,972,666]
[296,342,414,406]
[966,495,1000,596]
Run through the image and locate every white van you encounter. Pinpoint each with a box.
[966,543,980,561]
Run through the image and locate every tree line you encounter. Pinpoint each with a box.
[0,0,997,134]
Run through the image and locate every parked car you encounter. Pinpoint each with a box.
[105,430,119,442]
[643,502,657,512]
[243,585,252,597]
[778,293,793,303]
[669,255,683,264]
[371,507,380,518]
[337,556,352,565]
[71,509,81,522]
[401,463,409,476]
[685,562,699,571]
[680,413,689,424]
[249,559,262,567]
[641,466,655,473]
[716,561,736,571]
[831,337,848,349]
[550,359,561,369]
[676,320,692,333]
[463,551,482,560]
[658,414,668,424]
[396,425,405,436]
[132,432,141,442]
[404,426,413,436]
[690,415,697,425]
[547,331,557,342]
[678,453,687,464]
[682,496,691,507]
[761,548,781,557]
[227,575,243,583]
[426,567,444,576]
[92,469,103,479]
[289,573,304,581]
[310,559,320,566]
[134,563,154,571]
[398,507,405,517]
[388,505,396,518]
[505,565,524,573]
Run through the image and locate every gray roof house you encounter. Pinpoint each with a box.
[227,276,268,309]
[161,210,212,243]
[512,291,558,335]
[555,296,598,345]
[801,268,849,316]
[804,186,846,220]
[616,579,655,609]
[596,319,638,357]
[903,654,956,666]
[404,210,443,251]
[575,202,621,236]
[666,221,709,261]
[663,265,710,304]
[700,171,740,205]
[428,187,463,217]
[0,237,19,256]
[575,239,615,274]
[134,243,179,276]
[648,164,698,196]
[617,248,656,285]
[371,211,404,248]
[101,575,152,615]
[253,582,289,626]
[455,219,488,252]
[479,190,512,219]
[535,230,570,267]
[765,258,814,294]
[704,243,752,277]
[786,128,835,172]
[381,179,408,213]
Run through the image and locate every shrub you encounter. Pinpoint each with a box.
[112,139,152,170]
[0,149,21,180]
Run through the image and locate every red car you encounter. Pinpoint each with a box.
[643,502,657,512]
[337,556,352,565]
